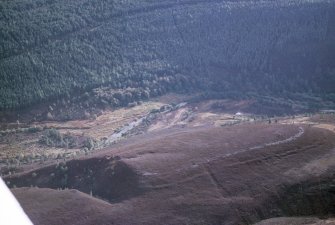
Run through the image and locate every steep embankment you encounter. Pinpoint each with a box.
[7,156,143,203]
[1,0,334,110]
[7,124,335,225]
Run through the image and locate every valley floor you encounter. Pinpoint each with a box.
[1,94,335,225]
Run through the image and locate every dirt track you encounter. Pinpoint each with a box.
[7,123,335,225]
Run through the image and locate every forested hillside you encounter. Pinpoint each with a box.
[0,0,334,110]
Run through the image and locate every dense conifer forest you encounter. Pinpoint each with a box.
[0,0,334,111]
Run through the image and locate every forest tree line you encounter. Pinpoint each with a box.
[0,0,334,110]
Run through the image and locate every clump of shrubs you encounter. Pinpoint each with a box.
[53,162,69,189]
[83,137,97,151]
[27,126,43,133]
[39,128,97,150]
[39,129,78,148]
